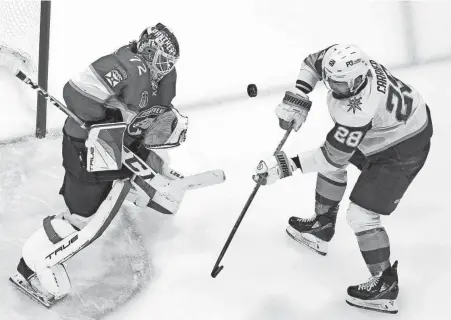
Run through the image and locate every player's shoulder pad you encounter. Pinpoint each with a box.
[327,85,377,128]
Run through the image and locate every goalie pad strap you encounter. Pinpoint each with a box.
[43,215,63,244]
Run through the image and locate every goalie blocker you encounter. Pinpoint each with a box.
[85,123,126,172]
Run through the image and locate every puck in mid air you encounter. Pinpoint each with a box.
[247,84,258,97]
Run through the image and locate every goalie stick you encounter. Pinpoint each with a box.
[211,123,293,278]
[10,70,225,308]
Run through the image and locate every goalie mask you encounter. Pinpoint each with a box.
[322,44,369,98]
[137,23,180,83]
[141,105,188,149]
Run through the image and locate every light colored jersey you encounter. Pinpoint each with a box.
[294,45,430,173]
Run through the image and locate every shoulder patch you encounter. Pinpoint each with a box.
[104,67,127,88]
[115,65,128,80]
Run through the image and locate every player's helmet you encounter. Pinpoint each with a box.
[137,23,180,82]
[322,45,369,97]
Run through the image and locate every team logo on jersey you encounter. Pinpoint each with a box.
[139,91,149,108]
[347,97,362,114]
[104,68,124,88]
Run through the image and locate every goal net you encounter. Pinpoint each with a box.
[0,0,51,138]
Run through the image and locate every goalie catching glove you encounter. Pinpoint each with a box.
[126,104,188,150]
[252,151,298,185]
[275,91,312,132]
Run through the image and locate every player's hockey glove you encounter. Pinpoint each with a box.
[252,151,297,185]
[275,91,312,132]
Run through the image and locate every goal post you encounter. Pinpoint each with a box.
[36,0,51,138]
[0,0,51,139]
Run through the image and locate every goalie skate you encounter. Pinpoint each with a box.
[9,273,58,308]
[286,225,328,256]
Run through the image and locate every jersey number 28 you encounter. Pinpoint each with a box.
[334,126,363,147]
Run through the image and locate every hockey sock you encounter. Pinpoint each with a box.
[315,172,347,214]
[355,227,391,276]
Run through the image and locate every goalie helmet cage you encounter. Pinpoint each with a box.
[0,0,51,138]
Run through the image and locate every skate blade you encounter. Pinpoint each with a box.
[286,226,328,256]
[346,296,398,314]
[9,273,55,308]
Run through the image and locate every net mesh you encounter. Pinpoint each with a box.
[0,0,41,77]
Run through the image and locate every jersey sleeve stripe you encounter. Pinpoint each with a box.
[68,80,106,104]
[89,65,115,95]
[320,146,345,169]
[322,141,354,167]
[296,80,313,94]
[70,66,113,101]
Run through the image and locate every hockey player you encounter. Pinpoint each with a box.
[10,23,188,306]
[253,44,432,314]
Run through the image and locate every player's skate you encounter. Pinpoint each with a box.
[346,261,399,314]
[286,207,337,256]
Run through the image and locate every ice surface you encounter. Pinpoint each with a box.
[0,60,450,319]
[0,0,450,318]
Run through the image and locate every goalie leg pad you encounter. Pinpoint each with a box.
[21,215,77,298]
[35,264,71,299]
[23,179,129,270]
[22,214,78,272]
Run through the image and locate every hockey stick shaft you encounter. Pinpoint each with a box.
[15,70,87,129]
[211,124,293,278]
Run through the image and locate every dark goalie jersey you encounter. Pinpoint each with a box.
[62,44,177,140]
[294,45,431,173]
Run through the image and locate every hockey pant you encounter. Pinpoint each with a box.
[60,130,179,216]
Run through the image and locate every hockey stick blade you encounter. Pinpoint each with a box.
[173,169,226,191]
[211,265,224,278]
